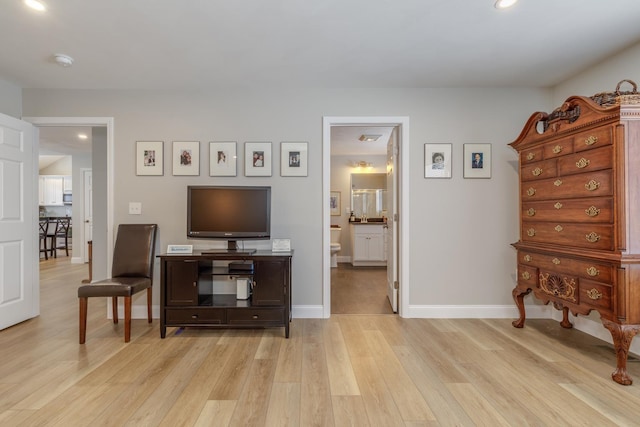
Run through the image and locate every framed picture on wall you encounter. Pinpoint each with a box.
[424,143,452,178]
[330,191,341,216]
[209,141,237,176]
[463,143,492,179]
[280,141,308,177]
[172,141,200,176]
[245,142,272,176]
[136,141,163,176]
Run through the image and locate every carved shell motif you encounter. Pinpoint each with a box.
[539,273,577,303]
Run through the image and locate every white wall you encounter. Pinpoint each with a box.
[39,156,72,175]
[0,77,21,119]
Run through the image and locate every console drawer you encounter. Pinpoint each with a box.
[227,308,285,325]
[518,252,613,283]
[579,279,613,312]
[165,308,225,324]
[522,198,613,223]
[521,222,613,251]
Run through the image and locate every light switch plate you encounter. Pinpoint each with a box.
[129,202,142,215]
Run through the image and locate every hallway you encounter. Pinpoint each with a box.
[330,263,393,314]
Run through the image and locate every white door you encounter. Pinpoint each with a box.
[82,169,93,263]
[0,113,39,330]
[386,129,399,312]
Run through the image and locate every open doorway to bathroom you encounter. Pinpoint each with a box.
[322,116,410,318]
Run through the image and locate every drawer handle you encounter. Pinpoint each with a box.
[526,152,536,161]
[586,232,601,243]
[554,202,563,209]
[587,288,603,300]
[585,180,600,191]
[191,314,199,319]
[521,271,531,280]
[524,254,532,262]
[552,145,563,154]
[526,208,536,217]
[552,258,561,265]
[555,225,563,232]
[586,266,600,277]
[527,188,536,197]
[527,228,536,237]
[252,315,259,319]
[585,206,600,217]
[554,179,563,187]
[585,135,598,146]
[193,281,197,287]
[532,167,543,177]
[576,158,590,169]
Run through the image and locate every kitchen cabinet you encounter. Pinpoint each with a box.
[39,175,71,206]
[63,176,72,193]
[350,224,387,266]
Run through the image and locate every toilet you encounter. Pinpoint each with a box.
[330,226,342,268]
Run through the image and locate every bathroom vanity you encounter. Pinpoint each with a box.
[350,223,387,266]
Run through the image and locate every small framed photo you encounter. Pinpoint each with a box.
[424,143,452,178]
[464,143,492,179]
[281,142,308,177]
[172,141,200,176]
[209,142,237,176]
[245,142,272,177]
[136,141,163,176]
[330,191,341,216]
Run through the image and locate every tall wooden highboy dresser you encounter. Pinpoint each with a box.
[509,81,640,385]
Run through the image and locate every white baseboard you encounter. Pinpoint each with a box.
[71,256,84,264]
[405,304,551,319]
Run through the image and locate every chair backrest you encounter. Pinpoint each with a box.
[39,219,49,236]
[111,224,158,279]
[55,217,71,235]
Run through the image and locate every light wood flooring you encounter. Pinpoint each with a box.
[2,257,640,425]
[331,263,393,315]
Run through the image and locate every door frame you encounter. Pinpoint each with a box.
[322,116,410,318]
[23,117,114,275]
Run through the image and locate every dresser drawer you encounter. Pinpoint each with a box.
[522,222,614,250]
[579,279,614,312]
[521,169,612,200]
[557,146,613,176]
[165,308,225,324]
[543,137,574,159]
[573,125,614,153]
[521,159,558,182]
[227,308,285,325]
[522,198,613,223]
[536,270,579,305]
[518,251,614,283]
[517,264,538,287]
[521,147,544,165]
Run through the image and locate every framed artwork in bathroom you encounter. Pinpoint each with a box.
[280,141,308,177]
[136,141,163,176]
[330,191,341,216]
[245,142,272,177]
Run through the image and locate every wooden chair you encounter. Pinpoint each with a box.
[50,217,71,257]
[78,224,158,343]
[39,219,49,260]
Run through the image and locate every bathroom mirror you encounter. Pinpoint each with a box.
[350,173,387,218]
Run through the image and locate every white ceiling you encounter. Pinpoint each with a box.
[7,1,640,156]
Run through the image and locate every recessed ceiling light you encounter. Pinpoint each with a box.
[25,0,46,11]
[495,0,518,9]
[78,133,88,140]
[358,134,382,142]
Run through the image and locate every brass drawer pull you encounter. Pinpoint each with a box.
[524,254,532,262]
[576,158,590,169]
[526,208,536,217]
[552,145,563,154]
[532,167,543,176]
[586,232,601,243]
[252,315,259,319]
[552,258,561,265]
[586,266,600,277]
[521,271,531,280]
[585,180,600,191]
[191,314,199,319]
[555,225,563,232]
[585,135,598,146]
[554,179,563,187]
[527,188,536,197]
[585,206,601,217]
[527,228,536,237]
[526,152,536,161]
[587,288,603,300]
[554,202,563,209]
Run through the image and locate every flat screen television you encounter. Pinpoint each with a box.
[187,185,271,252]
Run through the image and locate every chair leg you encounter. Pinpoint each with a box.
[79,297,88,344]
[65,235,69,256]
[147,287,152,323]
[112,297,118,324]
[124,296,132,343]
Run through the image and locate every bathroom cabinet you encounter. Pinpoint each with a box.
[350,224,386,266]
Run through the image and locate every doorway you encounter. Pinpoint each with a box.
[322,116,410,319]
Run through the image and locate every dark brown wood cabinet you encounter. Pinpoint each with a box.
[509,90,640,385]
[159,251,292,338]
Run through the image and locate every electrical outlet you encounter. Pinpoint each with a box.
[129,202,142,215]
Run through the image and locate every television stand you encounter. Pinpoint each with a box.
[202,249,256,255]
